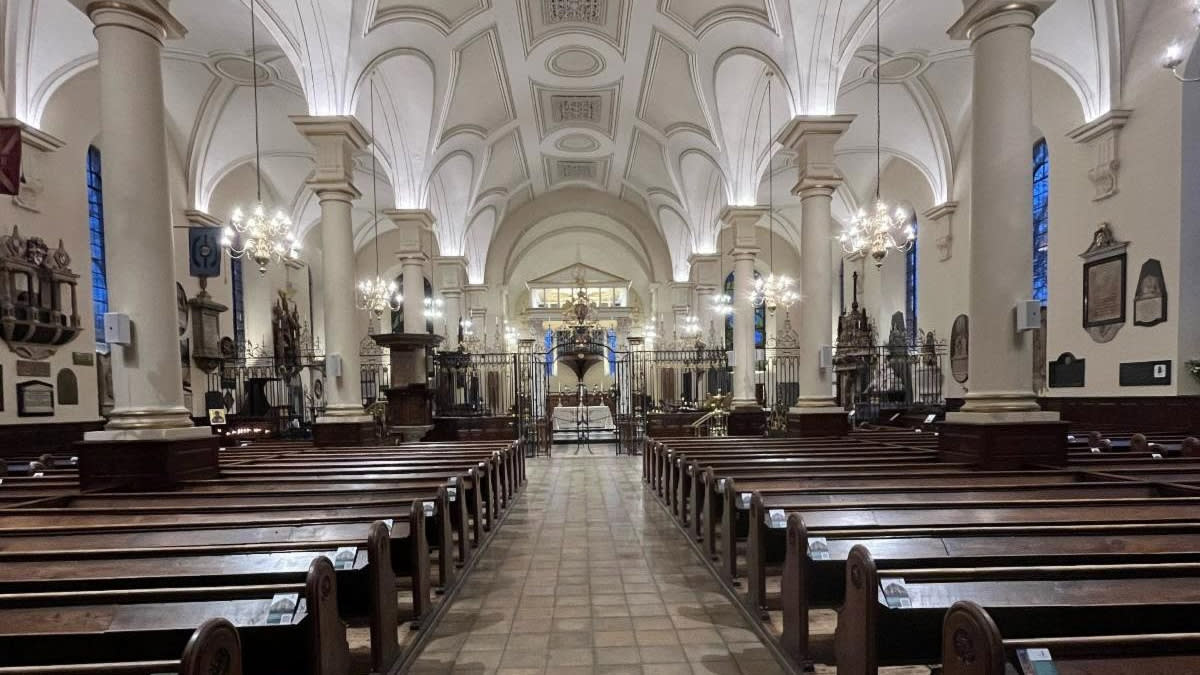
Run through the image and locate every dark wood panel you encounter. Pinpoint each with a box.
[1039,396,1200,434]
[0,420,105,458]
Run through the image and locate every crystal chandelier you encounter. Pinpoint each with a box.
[356,76,402,318]
[712,293,734,317]
[424,296,444,320]
[1161,3,1200,82]
[839,0,914,268]
[221,0,299,274]
[748,72,800,313]
[680,313,702,337]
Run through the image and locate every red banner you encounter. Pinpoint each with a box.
[0,127,22,195]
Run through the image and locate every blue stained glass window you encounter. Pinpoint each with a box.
[545,328,554,377]
[232,257,245,357]
[86,146,108,351]
[1032,139,1049,305]
[607,329,617,372]
[905,216,918,343]
[724,271,764,349]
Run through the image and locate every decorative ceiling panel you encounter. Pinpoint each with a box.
[637,32,710,139]
[370,0,490,33]
[532,82,620,138]
[518,0,630,55]
[623,129,675,199]
[479,129,531,198]
[658,0,772,36]
[441,29,515,141]
[544,155,612,188]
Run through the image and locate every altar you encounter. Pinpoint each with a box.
[551,405,614,432]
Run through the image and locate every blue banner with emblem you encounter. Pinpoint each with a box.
[188,227,222,278]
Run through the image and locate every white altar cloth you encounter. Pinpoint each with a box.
[551,405,614,431]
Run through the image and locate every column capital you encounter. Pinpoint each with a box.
[720,205,768,251]
[949,0,1054,41]
[291,115,370,195]
[731,248,759,261]
[776,115,855,195]
[385,208,436,258]
[687,252,720,287]
[433,255,469,292]
[77,0,187,40]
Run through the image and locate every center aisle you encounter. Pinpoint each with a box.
[408,454,785,674]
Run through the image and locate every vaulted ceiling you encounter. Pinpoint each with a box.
[5,0,1147,284]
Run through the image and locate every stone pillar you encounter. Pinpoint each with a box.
[292,116,376,445]
[434,256,468,350]
[387,209,436,378]
[943,0,1065,467]
[689,252,721,349]
[776,116,854,436]
[76,1,217,489]
[719,206,766,435]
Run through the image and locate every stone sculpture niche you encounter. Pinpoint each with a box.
[0,226,81,359]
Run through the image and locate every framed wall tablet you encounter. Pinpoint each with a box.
[1133,258,1167,327]
[16,380,53,416]
[1079,223,1128,343]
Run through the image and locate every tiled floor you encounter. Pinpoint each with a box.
[408,455,784,675]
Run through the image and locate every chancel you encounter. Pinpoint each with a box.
[0,0,1199,672]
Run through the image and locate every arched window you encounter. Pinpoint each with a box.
[724,271,765,349]
[86,146,108,351]
[905,215,918,342]
[231,257,245,358]
[1032,139,1049,304]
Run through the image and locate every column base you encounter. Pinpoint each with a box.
[786,407,849,437]
[77,426,219,491]
[313,416,380,447]
[939,411,1067,469]
[727,406,767,437]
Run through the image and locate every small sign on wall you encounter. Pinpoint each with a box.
[1119,360,1172,387]
[15,360,50,378]
[1048,353,1086,388]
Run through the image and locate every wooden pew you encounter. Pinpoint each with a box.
[834,545,1200,674]
[0,557,348,675]
[0,617,244,675]
[0,520,399,674]
[778,514,1200,666]
[742,481,1198,603]
[941,601,1200,675]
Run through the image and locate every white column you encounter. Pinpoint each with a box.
[442,290,463,349]
[292,116,371,420]
[777,116,854,413]
[949,0,1058,419]
[85,2,196,434]
[720,206,766,408]
[399,255,426,334]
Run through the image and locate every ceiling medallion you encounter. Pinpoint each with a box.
[554,133,602,153]
[546,46,605,78]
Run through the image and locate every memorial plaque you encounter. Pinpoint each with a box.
[1048,352,1086,388]
[56,369,79,405]
[1079,223,1128,343]
[1119,360,1172,387]
[16,360,50,377]
[1133,258,1168,327]
[950,314,969,384]
[71,352,94,366]
[17,380,53,416]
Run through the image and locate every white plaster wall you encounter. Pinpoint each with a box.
[0,68,102,424]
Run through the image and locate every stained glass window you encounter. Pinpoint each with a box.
[86,146,108,351]
[545,328,554,377]
[905,216,918,343]
[724,271,764,349]
[232,258,245,358]
[607,329,617,372]
[1032,139,1049,305]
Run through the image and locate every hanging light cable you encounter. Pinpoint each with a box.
[357,76,403,318]
[750,72,799,314]
[839,0,914,267]
[221,0,300,274]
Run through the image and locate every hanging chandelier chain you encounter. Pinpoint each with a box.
[875,0,881,201]
[767,71,774,273]
[250,0,262,202]
[370,77,381,276]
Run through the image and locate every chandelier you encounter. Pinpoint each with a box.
[424,296,444,320]
[748,72,799,313]
[221,0,298,274]
[356,76,403,318]
[1162,3,1200,82]
[680,313,701,337]
[839,0,914,267]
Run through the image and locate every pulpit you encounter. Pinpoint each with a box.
[372,332,443,442]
